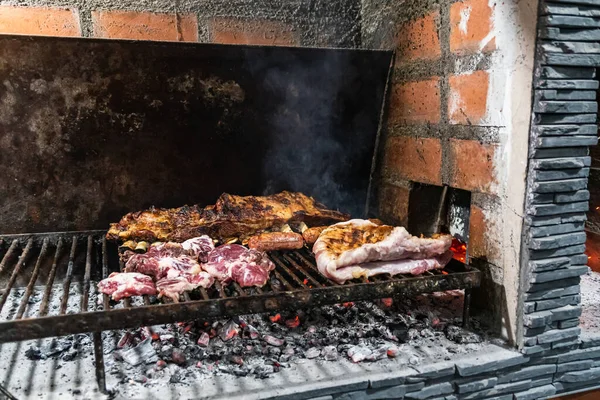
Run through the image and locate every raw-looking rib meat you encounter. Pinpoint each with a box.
[313,219,453,284]
[121,236,216,300]
[202,244,275,287]
[156,272,214,302]
[106,191,350,243]
[98,272,157,300]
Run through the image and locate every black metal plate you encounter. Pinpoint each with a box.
[0,35,392,234]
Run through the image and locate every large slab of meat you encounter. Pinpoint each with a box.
[106,191,349,243]
[313,219,453,284]
[98,272,157,301]
[202,244,275,287]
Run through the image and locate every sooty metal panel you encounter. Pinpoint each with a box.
[0,35,392,234]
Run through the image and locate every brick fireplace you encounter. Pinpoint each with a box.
[1,0,600,399]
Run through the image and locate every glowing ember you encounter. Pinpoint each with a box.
[381,298,393,307]
[303,279,309,285]
[285,316,300,329]
[269,314,281,323]
[450,238,467,263]
[343,302,354,308]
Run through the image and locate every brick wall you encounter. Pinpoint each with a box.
[0,1,360,47]
[363,0,538,340]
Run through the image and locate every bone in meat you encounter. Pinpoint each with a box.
[313,219,453,284]
[202,244,275,287]
[98,272,157,300]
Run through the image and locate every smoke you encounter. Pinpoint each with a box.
[248,49,371,216]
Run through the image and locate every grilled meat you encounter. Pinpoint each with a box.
[302,226,327,245]
[247,232,304,252]
[106,191,350,243]
[98,272,157,301]
[313,219,453,284]
[202,244,275,287]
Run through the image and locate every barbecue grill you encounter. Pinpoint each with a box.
[0,35,481,396]
[0,231,479,393]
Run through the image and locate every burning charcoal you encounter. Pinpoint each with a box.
[387,346,400,358]
[304,347,321,359]
[117,332,134,348]
[161,333,176,343]
[219,320,239,342]
[347,346,372,363]
[269,313,282,323]
[197,332,210,347]
[307,326,317,334]
[245,325,260,340]
[269,347,282,356]
[285,316,300,329]
[121,339,158,366]
[230,355,244,366]
[263,335,284,347]
[322,346,338,361]
[171,349,186,365]
[380,298,393,307]
[366,347,387,362]
[195,361,203,368]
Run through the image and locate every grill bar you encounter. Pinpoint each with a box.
[0,232,480,343]
[0,238,33,313]
[15,238,49,319]
[39,238,63,317]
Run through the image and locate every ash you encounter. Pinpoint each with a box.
[581,270,600,333]
[18,290,494,393]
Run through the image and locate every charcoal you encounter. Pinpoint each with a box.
[366,347,387,362]
[323,345,338,361]
[245,325,260,340]
[263,335,284,347]
[169,367,186,384]
[305,347,321,359]
[62,350,78,362]
[444,325,482,344]
[348,346,372,363]
[121,339,158,366]
[269,347,281,356]
[25,347,44,360]
[387,346,400,358]
[171,349,186,365]
[197,332,210,347]
[230,355,244,366]
[254,364,275,378]
[219,320,239,342]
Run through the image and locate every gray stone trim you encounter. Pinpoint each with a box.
[520,3,598,395]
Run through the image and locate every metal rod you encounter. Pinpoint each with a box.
[183,292,192,302]
[294,250,339,286]
[199,288,209,300]
[119,258,132,308]
[272,270,294,291]
[101,238,110,311]
[271,254,307,288]
[0,268,481,343]
[59,237,78,315]
[463,288,472,328]
[433,185,449,234]
[81,236,93,312]
[232,282,247,297]
[0,239,34,313]
[0,240,19,275]
[15,238,49,319]
[39,238,64,317]
[281,253,321,287]
[93,331,108,394]
[214,281,226,298]
[0,383,18,400]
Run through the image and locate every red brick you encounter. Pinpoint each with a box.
[448,70,489,124]
[384,136,442,185]
[388,79,441,125]
[0,6,80,37]
[378,183,410,227]
[449,139,497,193]
[468,204,486,259]
[209,18,297,46]
[396,11,441,62]
[450,0,495,55]
[92,11,198,42]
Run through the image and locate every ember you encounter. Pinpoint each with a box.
[450,239,467,263]
[269,314,281,323]
[285,316,300,329]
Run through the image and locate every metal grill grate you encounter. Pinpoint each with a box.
[0,231,480,343]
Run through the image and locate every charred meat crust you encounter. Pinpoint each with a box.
[107,191,350,243]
